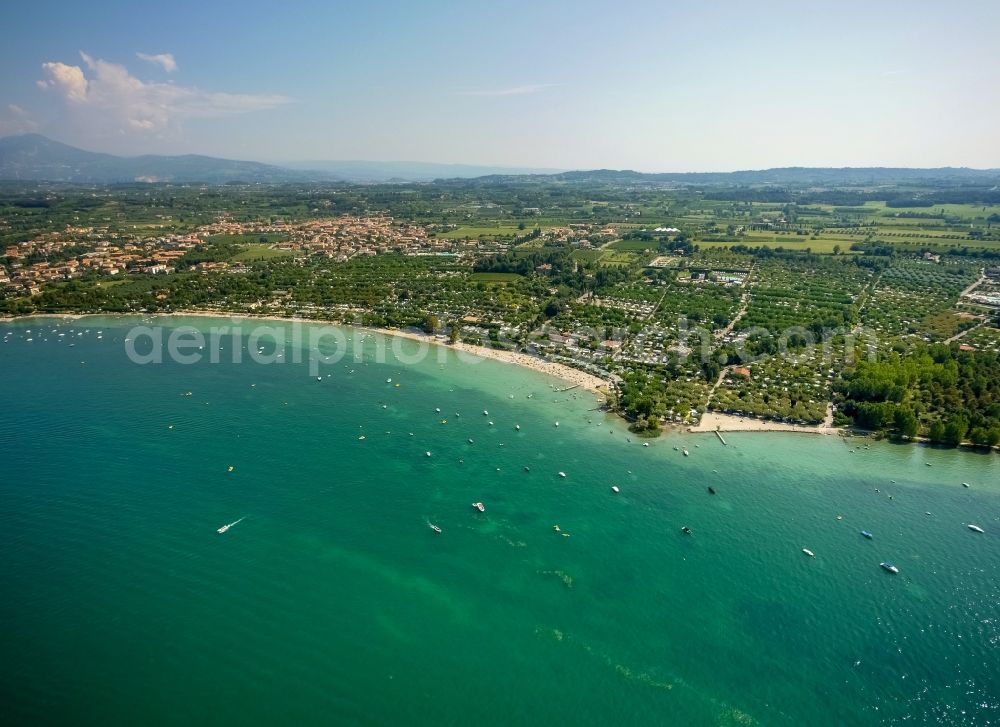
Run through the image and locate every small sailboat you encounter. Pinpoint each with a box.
[802,548,815,557]
[682,448,689,456]
[611,485,620,493]
[554,421,560,427]
[880,562,899,574]
[425,451,432,457]
[643,442,649,447]
[861,531,873,539]
[483,410,489,416]
[558,471,566,478]
[217,517,245,534]
[472,502,485,512]
[968,524,985,533]
[515,424,520,430]
[962,482,970,488]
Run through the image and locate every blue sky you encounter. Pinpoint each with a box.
[1,0,998,170]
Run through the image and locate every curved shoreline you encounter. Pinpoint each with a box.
[0,310,611,397]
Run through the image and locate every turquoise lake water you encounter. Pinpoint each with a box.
[1,316,998,726]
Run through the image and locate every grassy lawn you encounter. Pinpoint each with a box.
[438,225,528,239]
[92,279,130,288]
[599,251,641,267]
[571,249,605,262]
[608,239,659,251]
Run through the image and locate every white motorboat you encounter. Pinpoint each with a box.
[217,517,245,534]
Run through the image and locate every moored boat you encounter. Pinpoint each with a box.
[880,562,899,574]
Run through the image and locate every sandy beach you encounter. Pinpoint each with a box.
[383,327,609,395]
[689,410,839,435]
[1,310,610,397]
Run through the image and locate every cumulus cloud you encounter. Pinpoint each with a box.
[136,52,177,72]
[37,62,89,102]
[37,51,290,134]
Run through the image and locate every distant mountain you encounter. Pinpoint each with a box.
[475,167,1000,187]
[2,135,999,186]
[0,135,561,184]
[0,134,315,184]
[280,159,564,182]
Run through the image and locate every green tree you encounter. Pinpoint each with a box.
[894,407,919,439]
[928,421,946,443]
[986,427,1000,448]
[942,415,969,447]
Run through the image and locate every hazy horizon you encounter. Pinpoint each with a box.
[2,0,999,171]
[8,131,1000,175]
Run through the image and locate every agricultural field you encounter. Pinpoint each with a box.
[735,257,873,335]
[860,259,982,344]
[437,225,532,239]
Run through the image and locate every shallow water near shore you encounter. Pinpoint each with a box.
[2,316,998,725]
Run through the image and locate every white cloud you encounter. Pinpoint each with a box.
[37,62,89,102]
[458,83,557,97]
[0,104,40,135]
[37,52,290,134]
[136,52,178,73]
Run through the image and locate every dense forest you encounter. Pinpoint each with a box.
[838,345,1000,446]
